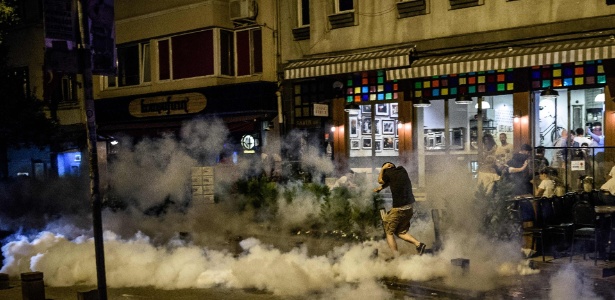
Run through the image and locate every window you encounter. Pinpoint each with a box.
[158,39,170,80]
[336,0,354,12]
[172,30,214,79]
[236,28,262,76]
[299,0,310,26]
[5,67,29,98]
[220,30,235,76]
[107,42,150,87]
[293,81,327,118]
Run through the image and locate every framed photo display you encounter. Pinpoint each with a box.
[375,139,382,152]
[350,139,360,150]
[383,137,394,150]
[390,103,399,117]
[361,118,371,134]
[376,103,389,116]
[382,120,395,135]
[362,138,372,149]
[374,119,381,135]
[349,117,359,137]
[361,105,371,113]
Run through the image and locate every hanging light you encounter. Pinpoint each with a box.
[540,87,559,99]
[413,97,431,108]
[474,100,491,109]
[595,89,605,102]
[344,102,360,113]
[455,94,472,105]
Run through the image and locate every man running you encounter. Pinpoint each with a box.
[374,162,426,256]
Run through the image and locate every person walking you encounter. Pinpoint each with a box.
[374,162,427,257]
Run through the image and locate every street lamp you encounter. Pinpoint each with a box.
[540,87,559,100]
[455,94,472,105]
[344,102,360,113]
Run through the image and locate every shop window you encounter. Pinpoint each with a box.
[5,67,30,98]
[421,96,512,154]
[347,71,400,158]
[336,0,354,12]
[293,81,327,118]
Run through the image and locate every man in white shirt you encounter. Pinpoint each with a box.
[600,166,615,194]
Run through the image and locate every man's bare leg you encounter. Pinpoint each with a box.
[386,233,399,256]
[397,232,420,247]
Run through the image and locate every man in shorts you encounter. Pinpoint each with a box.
[374,162,426,256]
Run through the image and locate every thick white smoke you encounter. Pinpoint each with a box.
[0,117,603,298]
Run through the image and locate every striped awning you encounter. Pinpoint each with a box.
[387,39,615,80]
[284,48,412,80]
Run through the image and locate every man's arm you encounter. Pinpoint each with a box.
[374,164,391,192]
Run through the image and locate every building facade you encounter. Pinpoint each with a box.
[278,0,615,192]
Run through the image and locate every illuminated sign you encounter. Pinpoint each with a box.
[241,135,256,150]
[129,93,207,117]
[313,103,329,117]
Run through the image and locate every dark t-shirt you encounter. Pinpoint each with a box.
[382,166,415,207]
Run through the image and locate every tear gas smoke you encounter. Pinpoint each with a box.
[0,118,600,298]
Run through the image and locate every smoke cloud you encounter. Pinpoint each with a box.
[0,117,604,298]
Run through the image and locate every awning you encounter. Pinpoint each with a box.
[387,39,615,80]
[284,48,412,80]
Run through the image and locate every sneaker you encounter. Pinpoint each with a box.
[416,243,426,255]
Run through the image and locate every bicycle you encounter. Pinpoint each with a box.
[539,117,565,146]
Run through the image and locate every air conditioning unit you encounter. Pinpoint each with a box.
[229,0,256,21]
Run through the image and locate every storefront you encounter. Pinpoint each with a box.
[285,38,615,192]
[95,81,278,161]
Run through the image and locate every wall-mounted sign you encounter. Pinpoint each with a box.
[313,103,329,117]
[241,135,256,150]
[191,166,214,204]
[295,117,321,128]
[129,93,207,117]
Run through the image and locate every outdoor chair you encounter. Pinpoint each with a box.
[518,197,546,261]
[569,200,600,265]
[541,196,573,258]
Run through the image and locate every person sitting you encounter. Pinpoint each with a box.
[535,168,556,198]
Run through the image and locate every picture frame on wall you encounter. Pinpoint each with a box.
[349,117,359,137]
[394,139,399,151]
[376,103,389,116]
[362,138,372,149]
[390,103,399,117]
[375,139,382,152]
[395,121,399,137]
[361,118,371,134]
[383,137,394,150]
[374,119,381,135]
[361,105,371,113]
[382,120,395,135]
[350,139,360,150]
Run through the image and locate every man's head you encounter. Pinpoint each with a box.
[575,128,585,136]
[382,162,395,169]
[520,144,532,154]
[536,146,545,156]
[592,122,602,135]
[499,133,507,144]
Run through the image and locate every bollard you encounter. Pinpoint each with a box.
[20,272,45,300]
[0,273,9,289]
[451,258,470,276]
[77,289,99,300]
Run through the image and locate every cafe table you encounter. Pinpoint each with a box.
[595,205,615,259]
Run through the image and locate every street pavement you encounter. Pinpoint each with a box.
[1,254,614,299]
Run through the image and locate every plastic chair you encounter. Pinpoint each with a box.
[569,200,600,265]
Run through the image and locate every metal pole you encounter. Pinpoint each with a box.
[77,1,108,299]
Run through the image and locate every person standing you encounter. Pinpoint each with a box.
[374,162,427,257]
[588,122,606,185]
[506,144,533,197]
[495,132,513,164]
[477,134,501,195]
[551,129,568,168]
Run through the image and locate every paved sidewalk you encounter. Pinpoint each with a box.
[1,255,614,299]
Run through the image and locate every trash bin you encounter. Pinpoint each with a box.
[21,272,45,300]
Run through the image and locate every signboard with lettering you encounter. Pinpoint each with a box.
[295,117,322,128]
[192,166,215,204]
[129,93,207,117]
[313,103,329,117]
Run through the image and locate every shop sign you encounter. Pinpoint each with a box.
[571,160,585,171]
[129,93,207,118]
[295,117,321,128]
[313,103,329,117]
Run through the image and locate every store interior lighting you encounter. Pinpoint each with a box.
[540,87,559,100]
[455,94,472,105]
[413,97,431,108]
